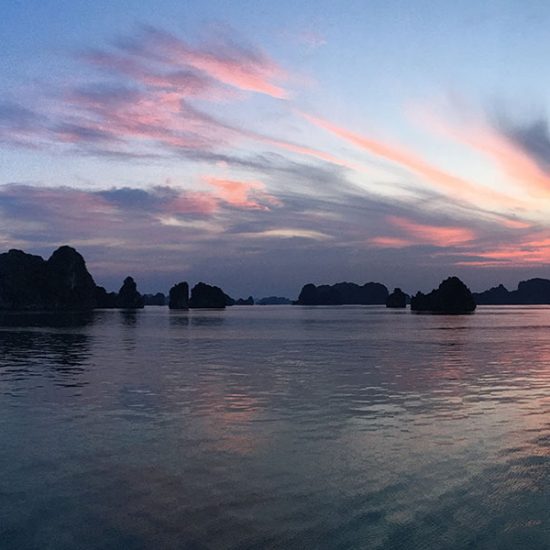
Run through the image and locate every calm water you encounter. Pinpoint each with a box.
[1,305,550,549]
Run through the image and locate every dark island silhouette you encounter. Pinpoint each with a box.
[257,296,292,305]
[235,296,254,305]
[295,278,475,314]
[411,276,476,314]
[0,246,236,311]
[4,245,550,313]
[473,278,550,305]
[189,282,228,308]
[117,276,145,309]
[143,293,166,306]
[167,281,239,309]
[386,288,408,308]
[296,282,388,305]
[0,246,97,310]
[169,282,189,309]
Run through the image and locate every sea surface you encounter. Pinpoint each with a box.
[1,305,550,549]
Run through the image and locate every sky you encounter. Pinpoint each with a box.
[2,0,550,298]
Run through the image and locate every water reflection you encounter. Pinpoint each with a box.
[190,314,225,327]
[0,310,97,328]
[0,330,91,389]
[119,309,139,326]
[1,306,550,548]
[168,312,189,328]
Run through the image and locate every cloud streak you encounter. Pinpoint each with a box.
[301,111,526,213]
[113,25,288,98]
[4,21,550,293]
[370,216,476,248]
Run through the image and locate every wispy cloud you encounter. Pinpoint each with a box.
[499,116,550,176]
[204,176,281,210]
[455,234,550,267]
[301,111,525,213]
[112,25,288,98]
[413,104,550,203]
[5,21,550,291]
[0,26,292,159]
[371,216,476,248]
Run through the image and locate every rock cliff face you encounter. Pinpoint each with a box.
[116,276,144,309]
[0,246,97,310]
[45,246,97,309]
[296,282,388,305]
[0,249,47,310]
[189,282,227,308]
[169,282,189,309]
[411,277,476,314]
[386,288,407,308]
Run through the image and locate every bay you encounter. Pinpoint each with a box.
[1,305,550,549]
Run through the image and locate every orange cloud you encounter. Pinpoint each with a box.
[204,176,281,210]
[181,51,286,98]
[371,216,476,248]
[389,216,476,245]
[369,236,413,248]
[454,232,550,267]
[416,110,550,200]
[168,191,219,215]
[147,28,288,98]
[301,112,523,212]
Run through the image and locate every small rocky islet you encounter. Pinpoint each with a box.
[1,245,549,313]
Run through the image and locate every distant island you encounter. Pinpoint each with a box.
[295,282,388,305]
[3,245,550,313]
[256,296,292,305]
[296,279,475,314]
[473,279,550,305]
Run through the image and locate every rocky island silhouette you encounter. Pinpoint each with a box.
[2,245,550,314]
[411,277,476,314]
[0,246,236,311]
[386,288,408,308]
[295,282,388,305]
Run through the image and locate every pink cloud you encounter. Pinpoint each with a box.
[301,112,524,212]
[167,191,220,215]
[369,236,413,248]
[163,176,281,216]
[370,216,476,248]
[455,233,550,267]
[131,27,288,98]
[388,216,476,246]
[415,109,550,200]
[204,176,281,210]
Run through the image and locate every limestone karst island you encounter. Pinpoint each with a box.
[2,246,550,314]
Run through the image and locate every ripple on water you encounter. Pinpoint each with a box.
[1,306,550,548]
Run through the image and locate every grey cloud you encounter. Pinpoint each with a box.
[0,181,538,298]
[0,102,43,130]
[504,118,550,173]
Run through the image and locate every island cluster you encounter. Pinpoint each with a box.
[1,246,550,314]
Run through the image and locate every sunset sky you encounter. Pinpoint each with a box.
[2,0,550,297]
